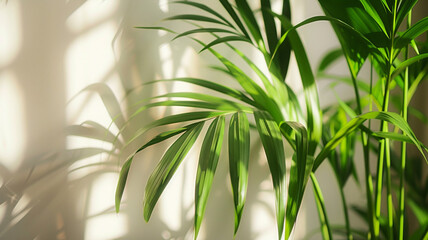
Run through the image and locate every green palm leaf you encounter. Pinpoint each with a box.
[314,111,427,171]
[194,116,225,239]
[228,112,250,235]
[115,123,202,213]
[254,111,286,240]
[143,122,204,221]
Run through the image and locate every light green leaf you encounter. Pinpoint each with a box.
[143,122,204,221]
[198,40,283,123]
[228,112,250,235]
[194,116,225,239]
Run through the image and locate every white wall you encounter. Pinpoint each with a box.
[1,1,426,240]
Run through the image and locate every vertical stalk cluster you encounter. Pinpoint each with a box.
[398,11,411,240]
[375,2,398,239]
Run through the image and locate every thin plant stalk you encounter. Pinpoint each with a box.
[339,181,352,240]
[398,11,411,240]
[352,70,376,239]
[374,1,399,239]
[363,57,376,240]
[347,21,375,238]
[311,173,332,240]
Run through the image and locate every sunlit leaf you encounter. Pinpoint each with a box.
[194,116,225,238]
[143,122,204,221]
[254,111,286,240]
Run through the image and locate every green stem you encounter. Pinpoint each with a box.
[339,182,352,240]
[350,31,375,240]
[311,173,332,240]
[374,1,399,239]
[398,11,411,240]
[363,57,375,240]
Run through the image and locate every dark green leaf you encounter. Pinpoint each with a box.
[228,112,250,234]
[173,1,234,28]
[173,28,239,41]
[273,13,322,155]
[395,17,428,49]
[199,35,252,52]
[115,123,201,213]
[219,0,250,38]
[235,0,266,51]
[280,121,311,240]
[254,111,286,240]
[164,14,229,27]
[314,111,427,171]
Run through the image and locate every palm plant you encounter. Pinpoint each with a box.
[111,0,428,239]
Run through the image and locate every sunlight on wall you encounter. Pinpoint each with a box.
[159,42,174,79]
[65,1,126,239]
[65,21,119,105]
[0,1,21,68]
[85,173,128,240]
[0,72,26,172]
[66,0,119,34]
[159,0,169,13]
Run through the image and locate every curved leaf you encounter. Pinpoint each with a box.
[280,121,311,239]
[392,53,428,79]
[164,14,230,27]
[395,17,428,49]
[173,1,235,28]
[115,123,201,213]
[317,48,344,73]
[200,35,252,52]
[219,0,250,38]
[125,111,229,149]
[194,116,225,239]
[143,78,256,107]
[314,111,427,171]
[254,111,286,240]
[173,28,239,41]
[143,122,204,221]
[228,112,250,234]
[272,13,322,155]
